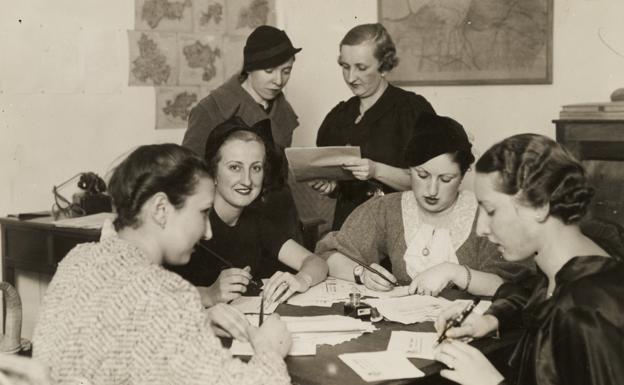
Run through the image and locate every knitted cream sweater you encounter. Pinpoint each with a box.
[33,236,290,385]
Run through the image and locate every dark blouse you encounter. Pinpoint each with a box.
[316,84,435,230]
[168,208,291,292]
[486,256,624,385]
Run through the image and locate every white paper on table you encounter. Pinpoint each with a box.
[286,277,410,307]
[230,339,317,356]
[367,295,453,325]
[339,351,425,382]
[386,331,438,360]
[229,296,279,314]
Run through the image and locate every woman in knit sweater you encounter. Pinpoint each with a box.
[315,115,532,297]
[33,144,292,385]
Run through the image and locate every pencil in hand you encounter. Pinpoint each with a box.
[259,294,264,326]
[341,253,399,287]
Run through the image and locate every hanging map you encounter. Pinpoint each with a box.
[379,0,553,85]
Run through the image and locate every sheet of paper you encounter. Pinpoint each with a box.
[387,331,438,359]
[285,146,361,182]
[339,351,425,382]
[52,212,116,229]
[287,277,410,307]
[229,296,278,314]
[367,295,453,325]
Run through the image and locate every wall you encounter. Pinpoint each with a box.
[1,0,623,338]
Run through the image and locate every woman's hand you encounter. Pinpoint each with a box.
[201,266,252,306]
[263,271,312,306]
[205,303,250,341]
[307,179,337,195]
[342,158,377,180]
[408,262,459,296]
[248,314,292,358]
[362,263,398,292]
[434,303,499,340]
[434,340,505,385]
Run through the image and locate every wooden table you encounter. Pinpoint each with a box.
[1,216,519,384]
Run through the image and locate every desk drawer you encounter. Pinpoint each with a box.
[4,227,49,264]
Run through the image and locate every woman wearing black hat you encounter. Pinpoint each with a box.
[173,116,328,307]
[315,115,532,297]
[310,23,436,231]
[182,25,302,239]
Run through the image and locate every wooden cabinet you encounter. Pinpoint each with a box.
[554,119,624,227]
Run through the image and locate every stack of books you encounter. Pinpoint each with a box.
[560,101,624,120]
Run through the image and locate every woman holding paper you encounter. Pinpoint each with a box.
[310,23,436,230]
[315,115,532,297]
[433,134,624,385]
[34,144,292,385]
[182,25,302,240]
[171,117,328,307]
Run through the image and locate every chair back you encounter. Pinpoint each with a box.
[1,281,22,354]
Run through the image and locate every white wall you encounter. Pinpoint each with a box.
[1,0,623,339]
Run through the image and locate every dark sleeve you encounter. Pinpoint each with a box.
[260,213,291,264]
[314,196,390,266]
[485,278,537,331]
[410,94,435,115]
[181,98,224,158]
[550,305,624,385]
[316,103,344,147]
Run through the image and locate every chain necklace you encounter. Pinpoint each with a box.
[422,228,436,256]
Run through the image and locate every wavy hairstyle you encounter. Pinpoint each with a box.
[340,23,399,72]
[475,134,593,224]
[108,144,211,231]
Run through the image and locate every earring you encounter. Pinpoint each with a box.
[159,220,166,229]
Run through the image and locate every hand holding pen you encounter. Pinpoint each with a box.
[436,298,481,344]
[340,253,400,291]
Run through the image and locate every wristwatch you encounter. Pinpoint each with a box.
[353,265,364,285]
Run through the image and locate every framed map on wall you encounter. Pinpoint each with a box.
[378,0,553,85]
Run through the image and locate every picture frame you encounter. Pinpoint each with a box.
[378,0,553,85]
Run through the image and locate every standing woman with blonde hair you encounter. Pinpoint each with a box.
[310,23,436,230]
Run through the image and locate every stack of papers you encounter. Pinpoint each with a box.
[367,295,492,325]
[287,277,409,307]
[230,315,377,357]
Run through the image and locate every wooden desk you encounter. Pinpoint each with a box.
[1,216,518,384]
[0,216,99,285]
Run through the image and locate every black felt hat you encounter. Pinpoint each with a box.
[243,25,302,72]
[405,114,473,167]
[204,116,275,165]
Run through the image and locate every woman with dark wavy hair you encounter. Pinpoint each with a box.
[433,134,624,385]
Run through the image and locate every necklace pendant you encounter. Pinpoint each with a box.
[422,247,430,256]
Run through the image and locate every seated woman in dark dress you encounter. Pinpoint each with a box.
[171,117,328,306]
[433,134,624,385]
